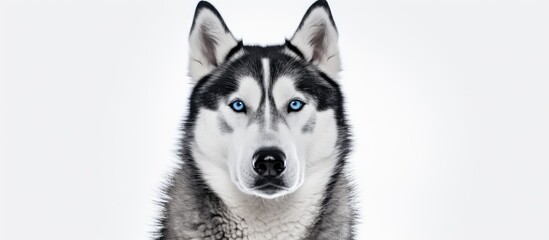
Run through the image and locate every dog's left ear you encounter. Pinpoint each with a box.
[189,1,239,81]
[290,0,340,79]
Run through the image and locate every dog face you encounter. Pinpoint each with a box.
[187,1,344,199]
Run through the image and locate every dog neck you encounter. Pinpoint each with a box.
[194,152,338,240]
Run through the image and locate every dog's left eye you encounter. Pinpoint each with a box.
[288,99,305,112]
[230,100,246,113]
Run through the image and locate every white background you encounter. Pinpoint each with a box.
[1,0,548,239]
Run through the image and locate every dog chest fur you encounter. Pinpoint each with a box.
[161,161,354,240]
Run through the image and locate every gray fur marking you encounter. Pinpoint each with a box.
[302,115,316,133]
[218,115,233,133]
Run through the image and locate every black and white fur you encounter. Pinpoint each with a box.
[156,1,356,239]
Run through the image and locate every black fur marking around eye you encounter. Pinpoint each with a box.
[268,54,340,112]
[193,45,343,129]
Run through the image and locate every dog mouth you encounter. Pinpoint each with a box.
[253,177,286,188]
[252,184,289,196]
[251,178,289,195]
[254,183,288,190]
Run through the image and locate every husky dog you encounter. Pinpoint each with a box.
[157,1,356,239]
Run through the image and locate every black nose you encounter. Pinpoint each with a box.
[252,148,286,177]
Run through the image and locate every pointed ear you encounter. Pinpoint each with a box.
[290,0,341,79]
[189,1,239,81]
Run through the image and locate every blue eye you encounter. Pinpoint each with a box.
[288,99,304,112]
[230,100,246,113]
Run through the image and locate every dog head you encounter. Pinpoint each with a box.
[187,1,347,199]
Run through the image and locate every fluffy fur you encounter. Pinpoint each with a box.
[156,1,356,239]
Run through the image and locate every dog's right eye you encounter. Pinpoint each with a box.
[230,100,246,113]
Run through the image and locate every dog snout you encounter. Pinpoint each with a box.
[252,147,286,177]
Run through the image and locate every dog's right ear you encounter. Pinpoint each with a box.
[189,1,239,82]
